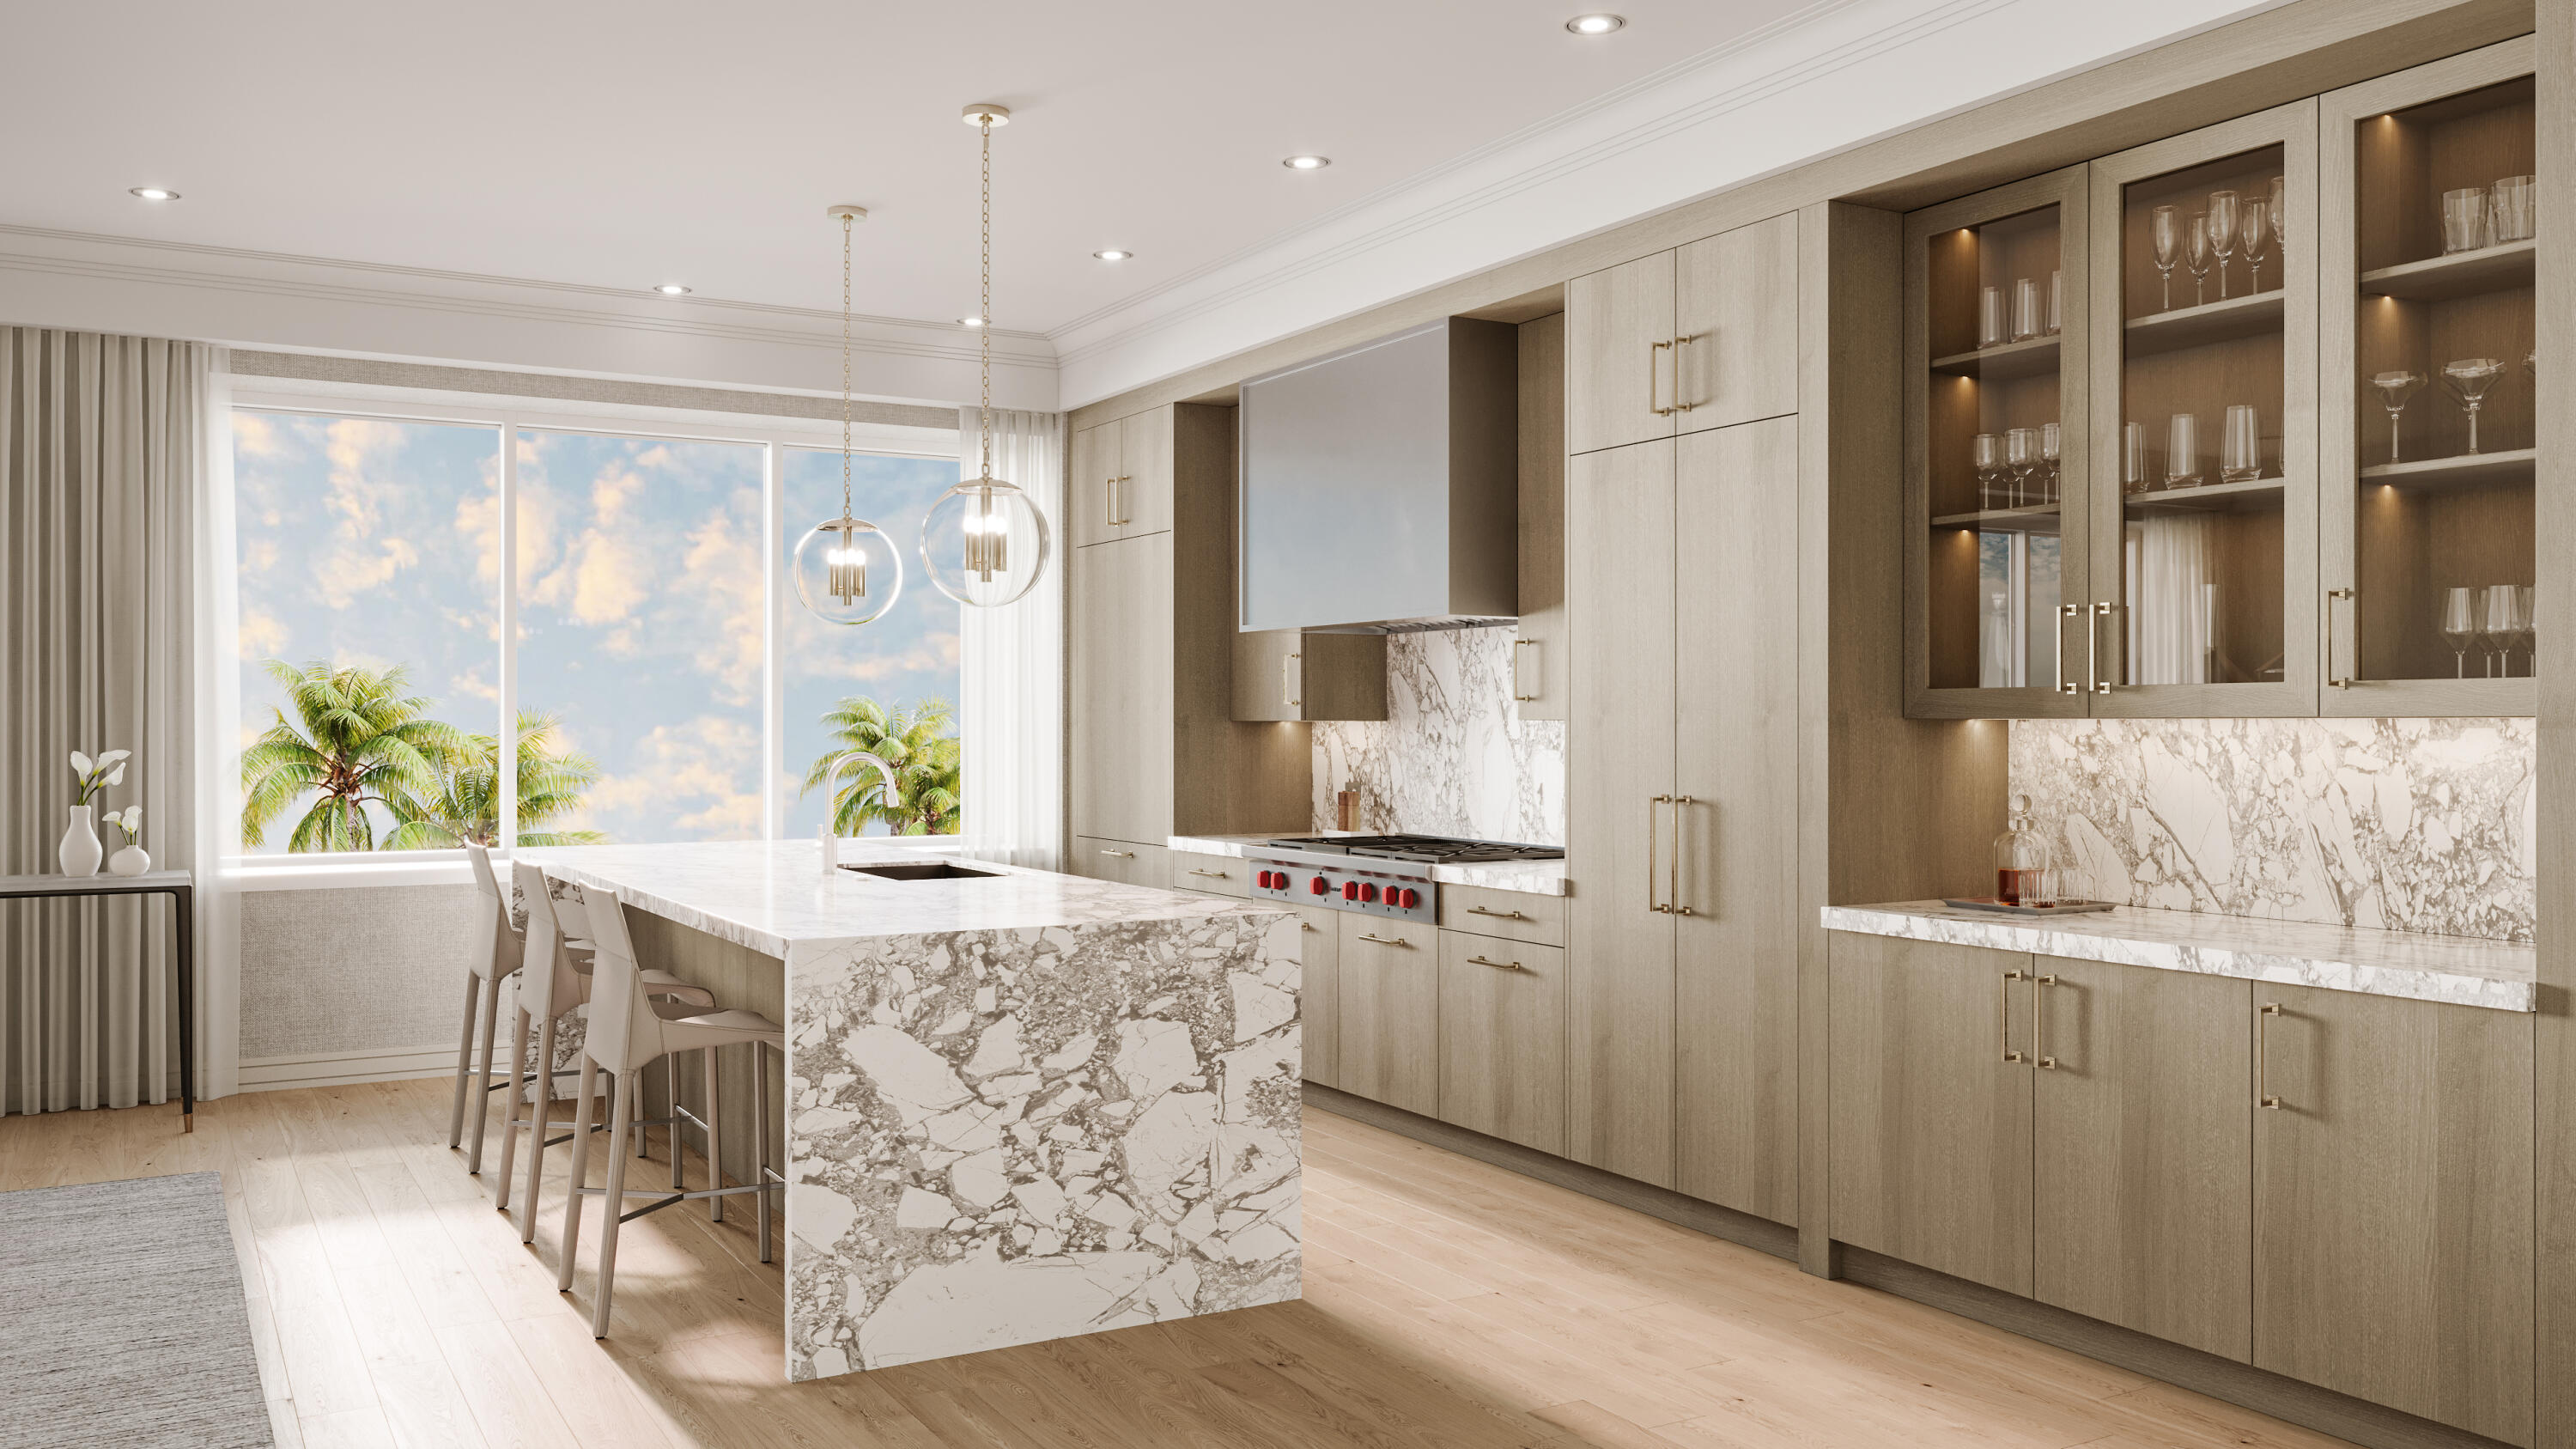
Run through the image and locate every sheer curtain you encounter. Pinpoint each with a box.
[2128,515,2214,685]
[954,407,1065,870]
[0,328,235,1113]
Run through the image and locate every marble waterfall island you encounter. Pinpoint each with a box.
[517,841,1303,1379]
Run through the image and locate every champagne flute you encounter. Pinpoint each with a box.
[2442,357,2507,454]
[2268,175,2287,268]
[2485,584,2532,678]
[2370,370,2424,465]
[2184,211,2213,307]
[2439,587,2479,678]
[2240,198,2272,291]
[2150,205,2184,312]
[2207,191,2241,299]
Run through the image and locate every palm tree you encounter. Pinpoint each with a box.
[800,697,962,837]
[240,660,472,852]
[383,711,607,849]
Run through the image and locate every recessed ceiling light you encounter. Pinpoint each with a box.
[1565,12,1626,33]
[1093,249,1133,261]
[129,186,180,201]
[653,283,692,295]
[959,317,987,328]
[1282,155,1331,171]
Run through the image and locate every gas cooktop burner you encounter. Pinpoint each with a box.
[1258,834,1565,866]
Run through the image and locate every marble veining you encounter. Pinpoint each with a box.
[1312,626,1564,846]
[1166,832,1571,897]
[2012,717,2535,943]
[1824,901,2535,1013]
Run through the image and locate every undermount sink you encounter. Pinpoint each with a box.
[838,860,1002,882]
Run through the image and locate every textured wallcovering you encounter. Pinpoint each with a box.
[2011,717,2535,942]
[1311,625,1565,846]
[240,884,480,1058]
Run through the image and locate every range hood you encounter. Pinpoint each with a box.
[1238,317,1518,633]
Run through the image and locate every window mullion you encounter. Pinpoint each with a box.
[497,416,519,853]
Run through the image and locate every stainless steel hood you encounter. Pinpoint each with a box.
[1237,317,1518,633]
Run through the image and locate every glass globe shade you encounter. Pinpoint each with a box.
[791,514,903,626]
[920,478,1050,608]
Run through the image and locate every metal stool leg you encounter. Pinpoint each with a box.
[705,1044,725,1222]
[556,1060,601,1291]
[753,1040,773,1263]
[447,973,481,1148]
[519,1009,562,1244]
[493,1001,532,1211]
[465,973,503,1174]
[591,1067,637,1338]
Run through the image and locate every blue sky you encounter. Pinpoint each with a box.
[233,410,959,851]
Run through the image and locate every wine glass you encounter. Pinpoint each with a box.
[2150,205,2184,312]
[2039,422,2063,503]
[2370,370,2424,465]
[2184,211,2213,307]
[2439,587,2479,678]
[2485,584,2531,678]
[2517,584,2537,676]
[2240,198,2273,291]
[2004,427,2042,506]
[1972,432,2006,508]
[2267,176,2287,269]
[2207,191,2241,299]
[2442,357,2507,455]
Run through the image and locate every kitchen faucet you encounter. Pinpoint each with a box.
[820,751,899,871]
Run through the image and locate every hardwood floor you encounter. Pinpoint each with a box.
[0,1078,2360,1449]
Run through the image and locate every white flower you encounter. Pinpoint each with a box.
[70,751,92,776]
[106,764,126,787]
[98,750,131,766]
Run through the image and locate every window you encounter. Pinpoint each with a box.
[229,400,961,859]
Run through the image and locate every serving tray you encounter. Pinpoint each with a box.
[1939,898,2117,916]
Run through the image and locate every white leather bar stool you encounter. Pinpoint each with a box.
[447,844,526,1175]
[493,860,714,1240]
[550,874,784,1339]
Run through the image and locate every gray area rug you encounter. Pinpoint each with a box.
[0,1171,273,1448]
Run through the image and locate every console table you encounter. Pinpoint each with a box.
[0,870,195,1131]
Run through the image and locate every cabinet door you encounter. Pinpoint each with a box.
[1068,837,1170,887]
[1567,252,1678,454]
[1335,914,1438,1117]
[1069,534,1173,845]
[1672,420,1799,1222]
[1437,934,1567,1155]
[1827,933,2034,1295]
[1674,213,1799,431]
[1115,405,1176,538]
[1515,312,1569,721]
[1169,849,1249,897]
[1566,440,1677,1186]
[1294,905,1340,1089]
[1230,629,1300,721]
[2253,985,2532,1445]
[2032,962,2252,1361]
[1069,421,1121,549]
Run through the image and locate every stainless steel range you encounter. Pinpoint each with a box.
[1246,834,1564,923]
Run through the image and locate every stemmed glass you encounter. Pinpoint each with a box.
[2485,584,2532,678]
[2150,205,2184,312]
[2268,176,2287,269]
[2442,357,2507,454]
[2518,584,2537,676]
[1972,433,2007,508]
[2183,212,2214,307]
[2240,198,2272,291]
[2004,428,2042,506]
[2369,370,2424,465]
[2440,587,2480,678]
[2207,191,2240,299]
[2039,423,2063,503]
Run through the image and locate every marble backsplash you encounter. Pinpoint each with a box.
[2010,717,2535,942]
[1311,625,1566,846]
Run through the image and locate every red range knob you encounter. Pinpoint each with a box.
[1341,880,1360,901]
[1359,883,1381,904]
[1310,876,1329,896]
[1255,870,1273,889]
[1399,887,1420,909]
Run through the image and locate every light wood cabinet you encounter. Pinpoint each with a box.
[1437,933,1566,1155]
[1067,837,1169,888]
[1336,913,1438,1117]
[1070,405,1176,549]
[1230,630,1386,721]
[1674,212,1801,430]
[1567,251,1675,455]
[1514,312,1569,721]
[1168,849,1248,897]
[1433,884,1564,947]
[2252,984,2533,1445]
[1070,533,1174,846]
[1293,905,1340,1089]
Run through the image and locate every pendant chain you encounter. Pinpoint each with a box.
[978,118,993,482]
[840,212,854,518]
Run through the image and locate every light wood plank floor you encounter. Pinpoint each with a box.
[0,1078,2361,1449]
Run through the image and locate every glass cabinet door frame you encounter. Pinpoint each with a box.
[2318,37,2537,717]
[1903,164,2093,719]
[2085,100,2321,719]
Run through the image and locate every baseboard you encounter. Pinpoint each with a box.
[1299,1082,1800,1261]
[237,1044,457,1092]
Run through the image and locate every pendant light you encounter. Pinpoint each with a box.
[921,103,1051,608]
[791,204,904,626]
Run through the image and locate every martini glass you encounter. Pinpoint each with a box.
[2207,191,2240,300]
[2183,212,2213,307]
[2441,357,2507,455]
[2369,371,2424,465]
[2150,205,2183,312]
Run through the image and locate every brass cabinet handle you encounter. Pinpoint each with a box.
[1299,921,1316,932]
[1356,933,1413,948]
[1106,473,1133,527]
[1647,795,1672,913]
[1282,651,1301,711]
[2091,601,2116,694]
[1098,849,1134,858]
[1668,795,1694,916]
[2056,603,2082,696]
[1649,340,1674,417]
[2325,588,2355,689]
[1999,969,2028,1064]
[1468,954,1525,972]
[1511,638,1540,702]
[2032,974,2058,1068]
[1670,334,1697,413]
[1187,868,1229,879]
[1466,905,1527,922]
[2258,1002,2282,1108]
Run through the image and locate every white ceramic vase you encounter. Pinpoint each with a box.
[58,805,101,878]
[108,844,151,878]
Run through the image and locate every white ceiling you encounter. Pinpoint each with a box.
[0,0,1821,338]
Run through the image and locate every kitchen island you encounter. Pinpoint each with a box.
[516,840,1303,1380]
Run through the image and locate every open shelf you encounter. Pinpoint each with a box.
[2357,447,2537,492]
[2360,239,2536,301]
[1930,502,2062,534]
[2123,290,2285,356]
[1930,335,2061,381]
[2123,476,2287,514]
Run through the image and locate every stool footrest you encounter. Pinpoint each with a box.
[574,1178,778,1225]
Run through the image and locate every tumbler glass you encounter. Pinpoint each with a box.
[2012,277,2043,343]
[2122,421,2150,492]
[2221,405,2262,483]
[2166,413,2202,488]
[2492,175,2537,244]
[2044,270,2063,336]
[1978,285,2008,349]
[2443,186,2492,253]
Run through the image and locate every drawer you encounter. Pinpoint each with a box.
[1437,933,1566,1155]
[1170,849,1250,898]
[1072,837,1169,889]
[1437,883,1564,947]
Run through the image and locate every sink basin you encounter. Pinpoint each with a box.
[838,860,1002,882]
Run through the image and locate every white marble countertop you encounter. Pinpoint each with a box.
[519,840,1285,959]
[1823,901,2537,1013]
[1167,832,1571,897]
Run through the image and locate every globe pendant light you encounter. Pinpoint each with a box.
[792,204,904,626]
[922,103,1051,608]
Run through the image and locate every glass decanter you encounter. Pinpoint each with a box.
[1993,793,2053,906]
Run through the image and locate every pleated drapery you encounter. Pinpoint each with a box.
[0,329,225,1115]
[955,406,1066,872]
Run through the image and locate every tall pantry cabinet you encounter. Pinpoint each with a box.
[1564,211,1803,1224]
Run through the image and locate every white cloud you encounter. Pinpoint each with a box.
[238,606,289,661]
[798,629,963,685]
[232,411,287,460]
[581,714,762,843]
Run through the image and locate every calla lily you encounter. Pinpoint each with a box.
[70,751,92,776]
[99,750,131,765]
[106,764,126,787]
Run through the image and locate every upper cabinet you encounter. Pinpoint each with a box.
[1069,405,1175,549]
[1905,39,2540,721]
[1568,213,1800,455]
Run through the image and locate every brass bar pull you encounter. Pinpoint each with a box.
[2092,601,2116,694]
[1647,795,1672,913]
[1283,651,1301,711]
[2325,588,2355,689]
[2033,974,2057,1068]
[1298,922,1316,932]
[1671,335,1697,413]
[1098,849,1134,858]
[1466,905,1527,922]
[1511,639,1539,702]
[1468,954,1524,972]
[2056,603,2081,696]
[1187,869,1228,879]
[1668,795,1694,916]
[1356,933,1413,948]
[1106,474,1133,527]
[1649,340,1673,417]
[2257,1002,2282,1108]
[1999,969,2027,1063]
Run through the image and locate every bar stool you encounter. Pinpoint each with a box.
[550,874,784,1339]
[447,843,527,1174]
[493,860,714,1239]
